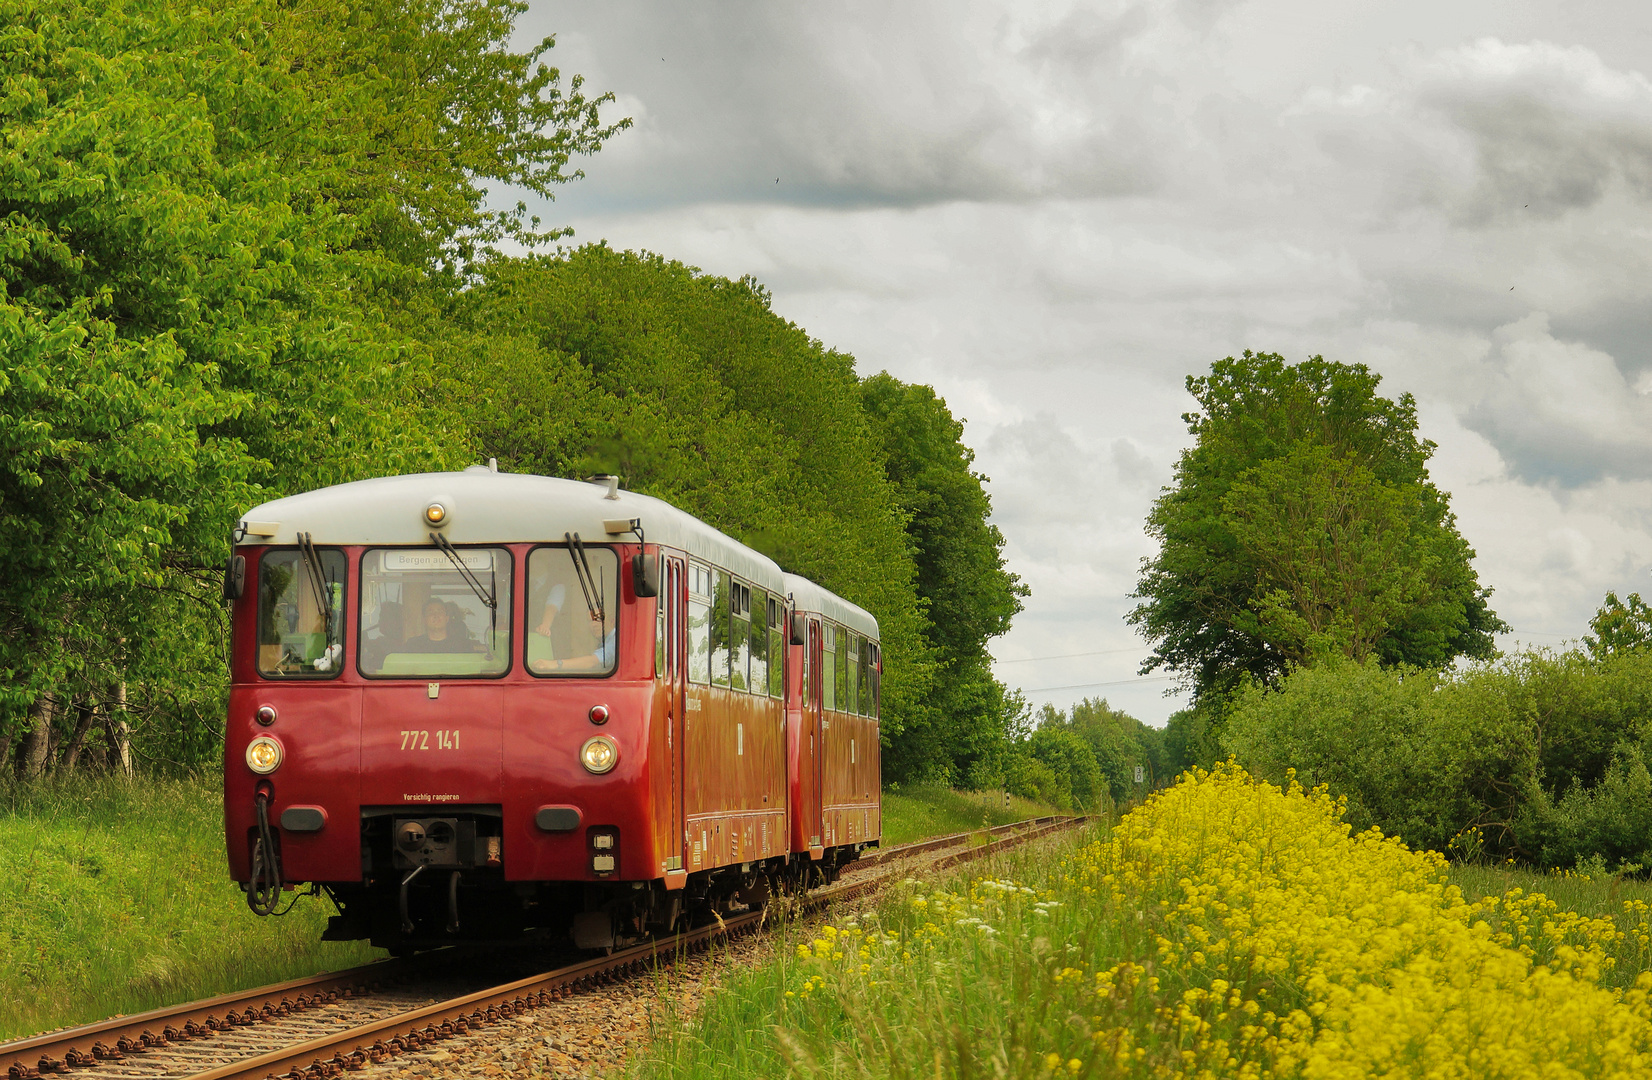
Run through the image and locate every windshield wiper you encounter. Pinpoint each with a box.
[564,532,605,623]
[295,532,334,640]
[430,532,498,614]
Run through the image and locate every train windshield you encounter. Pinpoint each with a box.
[258,548,346,677]
[359,547,513,678]
[526,544,619,677]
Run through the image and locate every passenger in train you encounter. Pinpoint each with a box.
[540,608,616,672]
[526,584,567,672]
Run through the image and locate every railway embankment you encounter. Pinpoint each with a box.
[628,765,1652,1080]
[0,775,1063,1042]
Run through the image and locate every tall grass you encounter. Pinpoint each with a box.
[0,772,381,1040]
[631,766,1652,1079]
[880,786,1066,847]
[630,830,1107,1079]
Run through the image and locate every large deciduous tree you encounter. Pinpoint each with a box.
[1130,352,1503,705]
[0,0,621,772]
[858,374,1027,783]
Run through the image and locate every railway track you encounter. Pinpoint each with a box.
[3,815,1088,1080]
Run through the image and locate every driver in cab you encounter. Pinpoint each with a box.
[401,599,473,652]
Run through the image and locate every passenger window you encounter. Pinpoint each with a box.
[822,623,837,711]
[865,637,878,716]
[748,587,767,696]
[767,598,785,697]
[730,581,752,691]
[868,642,880,717]
[846,633,859,715]
[688,562,711,684]
[710,570,732,687]
[258,548,346,678]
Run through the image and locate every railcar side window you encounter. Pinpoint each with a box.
[846,633,860,715]
[836,626,851,711]
[869,642,881,717]
[710,570,732,688]
[747,586,768,695]
[522,545,619,677]
[730,581,752,692]
[258,548,346,678]
[359,547,513,678]
[865,637,878,716]
[687,562,711,684]
[767,598,785,697]
[821,623,838,711]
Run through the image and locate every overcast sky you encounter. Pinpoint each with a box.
[516,0,1652,725]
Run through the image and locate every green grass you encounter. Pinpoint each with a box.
[629,825,1115,1079]
[879,785,1069,847]
[0,776,1058,1042]
[0,772,382,1041]
[1448,861,1652,920]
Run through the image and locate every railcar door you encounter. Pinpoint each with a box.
[666,557,688,883]
[804,617,824,855]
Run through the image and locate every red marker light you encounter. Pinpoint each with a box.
[588,704,610,725]
[256,705,277,726]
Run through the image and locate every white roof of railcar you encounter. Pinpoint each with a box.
[238,469,785,588]
[784,573,879,641]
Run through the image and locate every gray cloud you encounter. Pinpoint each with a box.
[1291,39,1652,227]
[1462,312,1652,485]
[529,0,1250,212]
[526,1,1652,719]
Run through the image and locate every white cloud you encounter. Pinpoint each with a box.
[526,0,1652,721]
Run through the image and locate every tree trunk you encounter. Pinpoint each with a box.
[60,695,98,773]
[105,682,133,777]
[17,695,55,780]
[0,734,11,773]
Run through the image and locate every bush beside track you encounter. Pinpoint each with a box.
[630,765,1652,1079]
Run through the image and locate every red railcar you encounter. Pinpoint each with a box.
[223,469,880,949]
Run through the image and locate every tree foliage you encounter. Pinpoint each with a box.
[1222,645,1652,870]
[445,246,939,756]
[0,1,1025,787]
[1585,591,1652,659]
[859,375,1027,782]
[1131,352,1504,705]
[0,0,619,770]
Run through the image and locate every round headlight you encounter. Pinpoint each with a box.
[425,502,447,526]
[579,736,618,775]
[246,736,284,775]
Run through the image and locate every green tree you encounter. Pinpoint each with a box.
[1585,591,1652,658]
[0,0,619,773]
[859,374,1028,782]
[449,247,938,760]
[1130,352,1503,706]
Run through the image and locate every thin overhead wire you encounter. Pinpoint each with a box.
[1019,675,1178,694]
[993,646,1144,664]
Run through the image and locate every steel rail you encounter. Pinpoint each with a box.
[196,815,1092,1080]
[1,814,1086,1080]
[0,958,414,1078]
